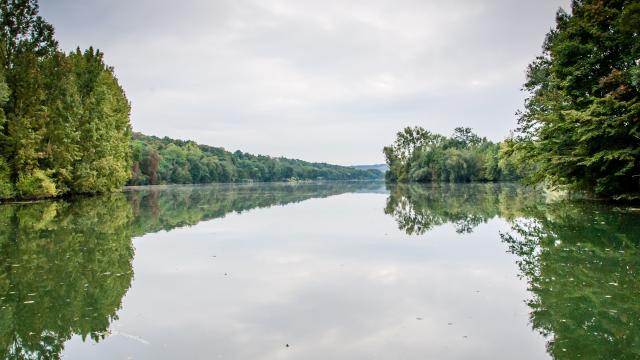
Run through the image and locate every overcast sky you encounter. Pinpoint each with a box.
[40,0,569,165]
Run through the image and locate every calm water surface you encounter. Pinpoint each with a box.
[0,182,638,359]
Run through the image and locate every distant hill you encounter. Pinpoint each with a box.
[129,133,384,185]
[351,164,389,173]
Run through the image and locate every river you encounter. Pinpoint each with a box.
[0,182,637,359]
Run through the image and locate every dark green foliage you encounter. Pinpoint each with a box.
[502,202,640,359]
[516,0,640,200]
[69,48,131,193]
[0,0,131,200]
[384,127,522,183]
[0,157,11,198]
[129,133,382,185]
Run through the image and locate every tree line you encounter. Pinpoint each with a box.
[386,1,639,200]
[129,133,382,185]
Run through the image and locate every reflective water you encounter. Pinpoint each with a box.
[0,182,637,359]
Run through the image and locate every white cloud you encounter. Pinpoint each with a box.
[40,0,570,164]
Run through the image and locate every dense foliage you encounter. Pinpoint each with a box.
[0,0,131,200]
[515,0,640,200]
[129,133,382,185]
[383,127,525,183]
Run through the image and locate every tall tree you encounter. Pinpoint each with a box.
[516,0,640,199]
[0,1,132,199]
[0,68,11,198]
[69,48,131,194]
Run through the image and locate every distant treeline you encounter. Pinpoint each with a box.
[0,1,131,200]
[129,133,382,185]
[383,127,526,183]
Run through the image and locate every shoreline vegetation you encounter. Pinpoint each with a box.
[128,132,382,186]
[0,1,131,201]
[0,0,638,202]
[385,1,640,201]
[383,126,525,184]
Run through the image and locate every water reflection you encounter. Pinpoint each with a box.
[387,183,640,359]
[1,182,638,359]
[0,195,134,359]
[385,183,538,234]
[127,181,386,237]
[0,181,384,358]
[501,202,640,359]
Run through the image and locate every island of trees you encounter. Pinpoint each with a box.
[385,0,639,201]
[383,127,525,183]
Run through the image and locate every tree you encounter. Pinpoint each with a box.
[516,0,640,200]
[452,127,482,148]
[69,48,131,194]
[0,70,12,198]
[0,0,132,199]
[0,0,57,69]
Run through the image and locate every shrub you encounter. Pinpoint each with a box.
[16,170,58,199]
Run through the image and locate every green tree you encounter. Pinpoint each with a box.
[0,70,12,198]
[0,0,59,198]
[0,1,132,199]
[516,0,640,200]
[69,48,131,194]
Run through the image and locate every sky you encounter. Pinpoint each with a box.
[40,0,570,165]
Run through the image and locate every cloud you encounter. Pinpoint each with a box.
[39,0,570,164]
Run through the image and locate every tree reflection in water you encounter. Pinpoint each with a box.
[502,202,640,360]
[385,183,640,359]
[0,195,134,359]
[0,181,384,358]
[384,183,537,234]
